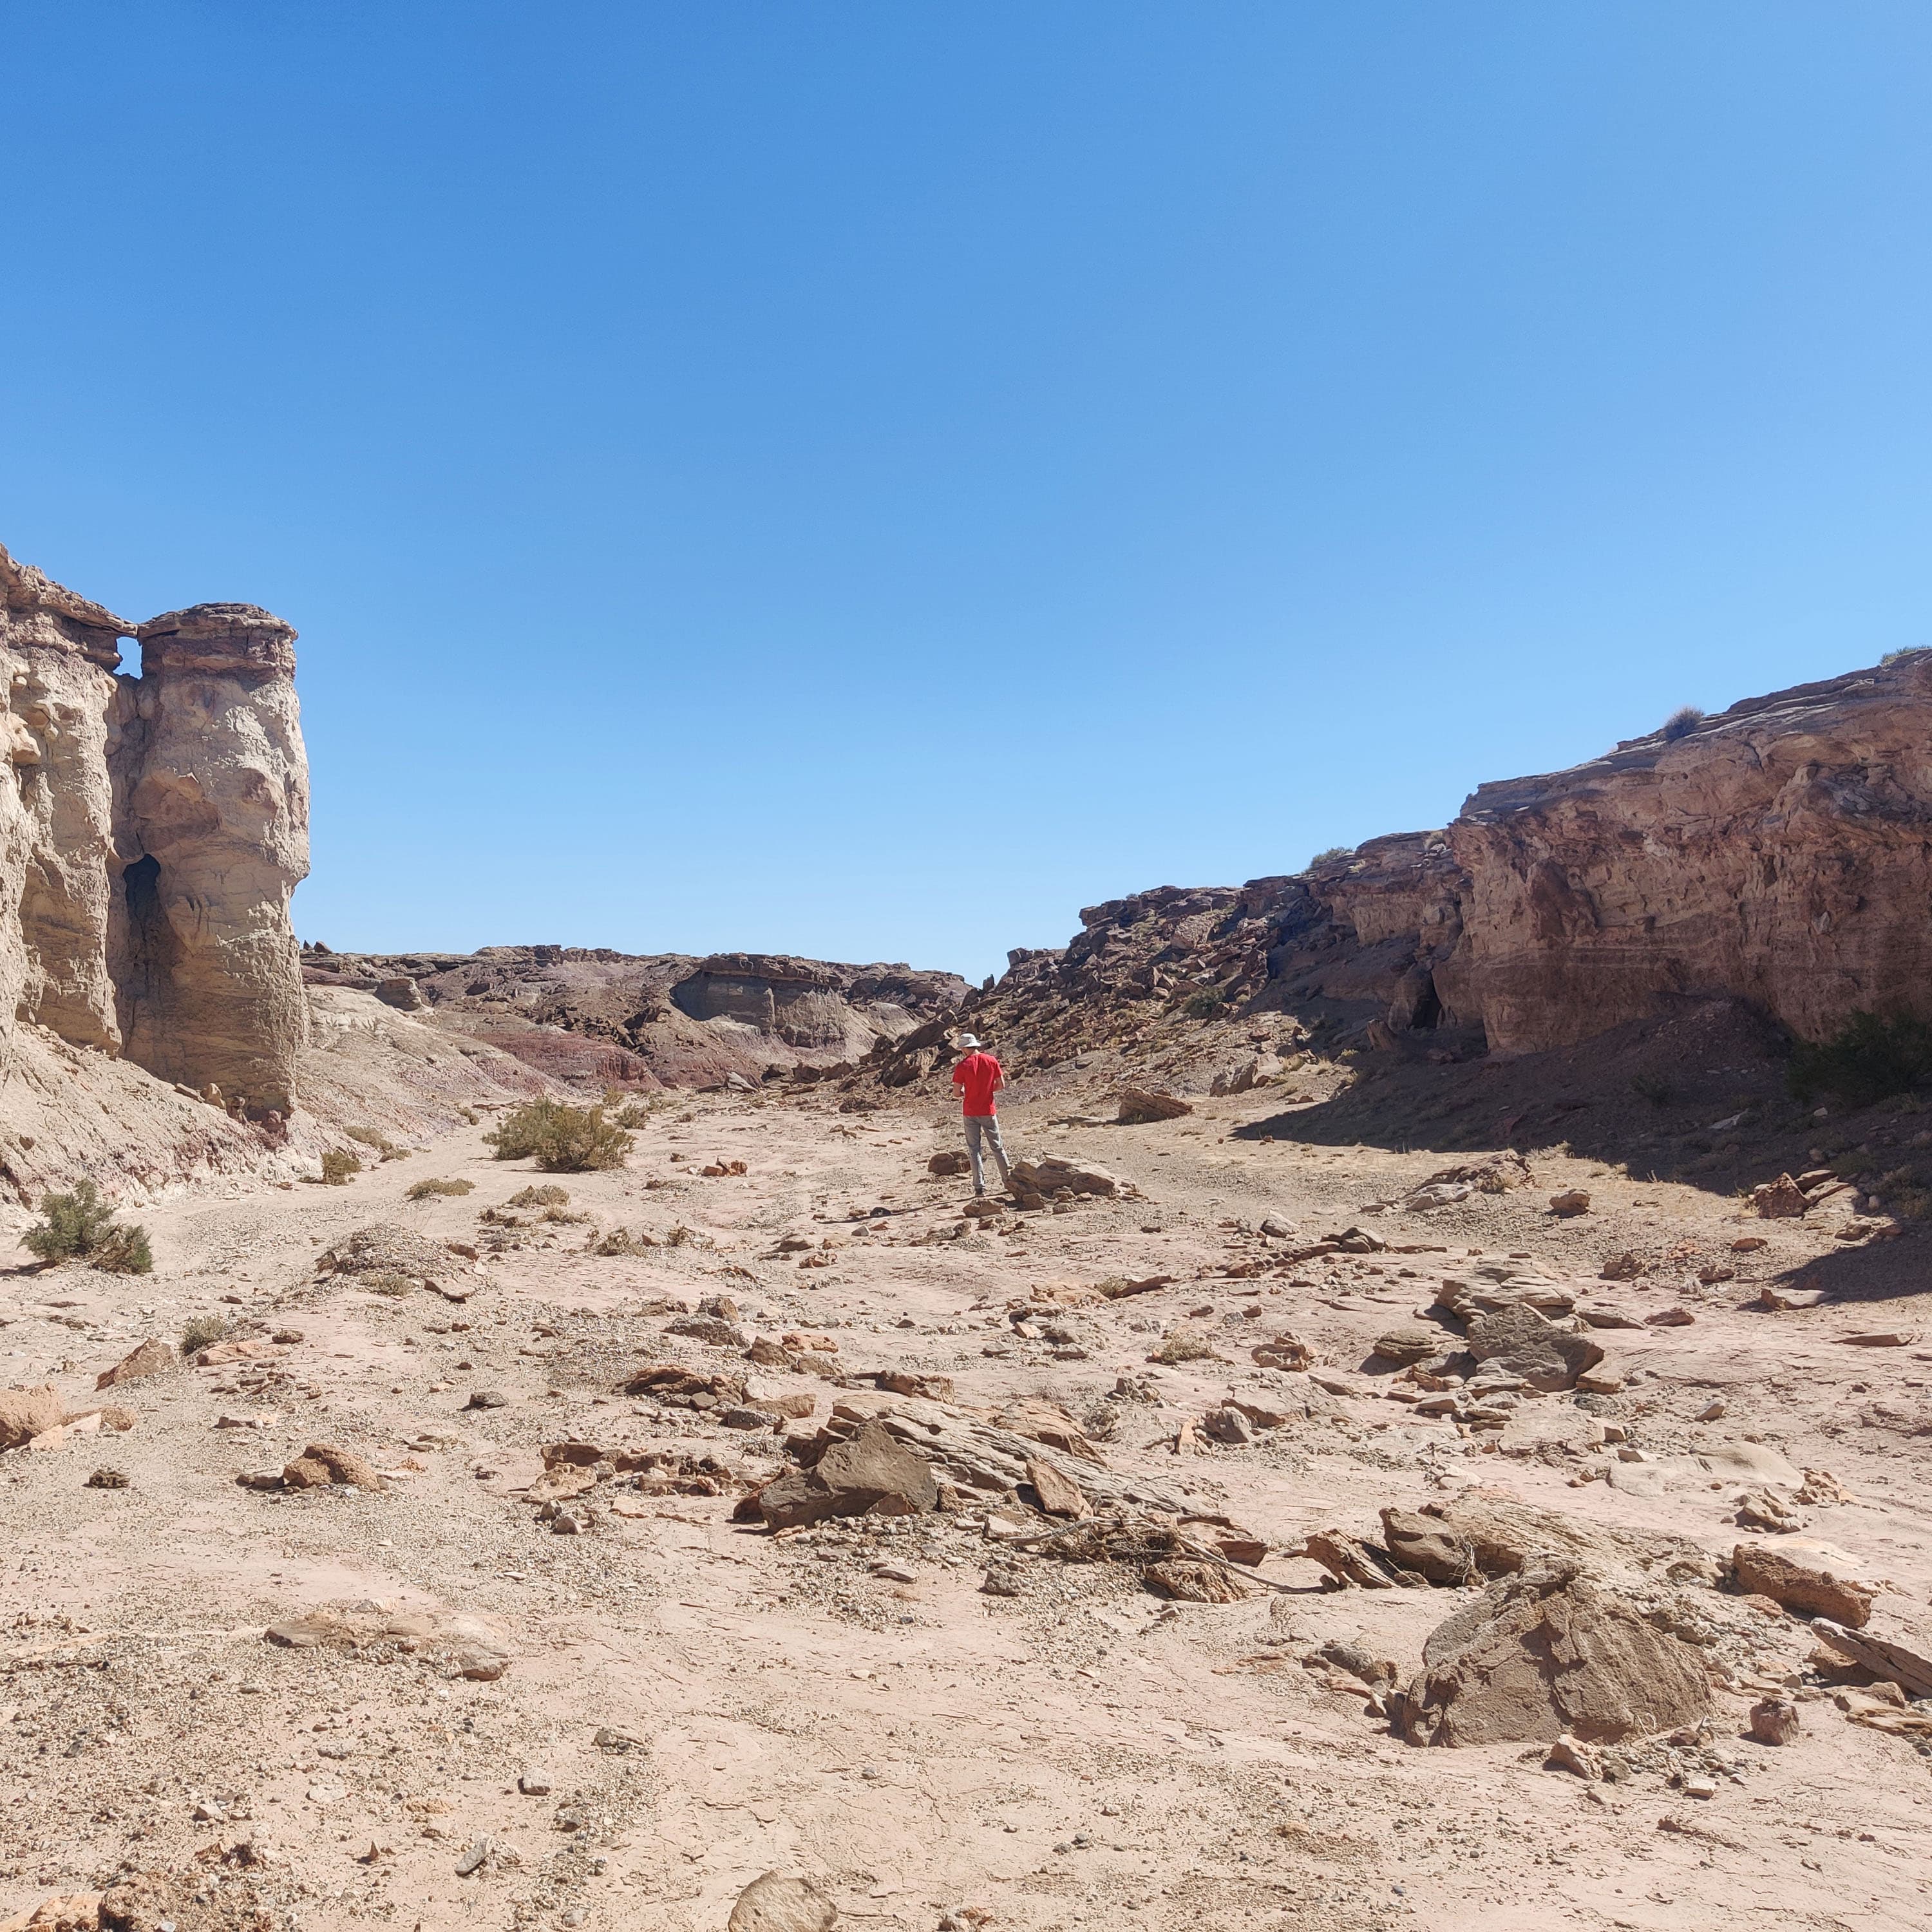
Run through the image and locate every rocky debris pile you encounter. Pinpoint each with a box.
[263,1600,511,1680]
[1007,1156,1122,1209]
[1394,1562,1713,1746]
[755,1393,1188,1533]
[315,1222,482,1300]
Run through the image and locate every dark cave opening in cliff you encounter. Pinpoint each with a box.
[1409,980,1444,1030]
[123,853,160,922]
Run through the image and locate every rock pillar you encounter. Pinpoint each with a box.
[117,603,310,1112]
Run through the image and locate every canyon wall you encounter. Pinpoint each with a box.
[902,654,1932,1081]
[0,544,308,1112]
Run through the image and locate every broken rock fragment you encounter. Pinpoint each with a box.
[1379,1507,1477,1586]
[1732,1542,1873,1627]
[95,1338,173,1388]
[1463,1304,1603,1392]
[1116,1088,1191,1124]
[758,1420,938,1530]
[0,1386,66,1451]
[281,1443,386,1492]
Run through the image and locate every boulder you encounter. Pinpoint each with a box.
[758,1421,938,1530]
[1463,1304,1603,1392]
[1733,1542,1873,1627]
[0,1385,65,1451]
[1749,1698,1800,1745]
[1752,1175,1811,1218]
[1379,1507,1477,1586]
[281,1443,386,1492]
[1370,1326,1444,1367]
[1007,1157,1119,1198]
[1025,1455,1090,1519]
[1397,1565,1712,1746]
[95,1338,173,1388]
[1116,1088,1191,1124]
[927,1150,969,1176]
[729,1871,838,1931]
[1251,1333,1314,1371]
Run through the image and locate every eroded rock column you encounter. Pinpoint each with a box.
[115,603,310,1112]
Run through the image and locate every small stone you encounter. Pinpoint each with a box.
[455,1837,491,1876]
[1748,1698,1799,1746]
[871,1562,917,1584]
[1548,1191,1591,1217]
[1683,1776,1718,1800]
[1695,1399,1725,1422]
[86,1466,130,1489]
[466,1390,509,1409]
[1645,1307,1695,1327]
[518,1770,553,1795]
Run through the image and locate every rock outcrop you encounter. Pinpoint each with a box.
[1447,654,1932,1051]
[0,543,308,1113]
[868,654,1932,1087]
[305,942,968,1090]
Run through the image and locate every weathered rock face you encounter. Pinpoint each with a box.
[904,654,1932,1078]
[0,544,308,1112]
[1447,656,1932,1051]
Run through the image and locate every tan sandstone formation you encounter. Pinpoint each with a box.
[119,603,309,1112]
[0,544,308,1115]
[1446,653,1932,1051]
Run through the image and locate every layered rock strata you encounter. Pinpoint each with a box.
[873,654,1932,1083]
[0,544,308,1112]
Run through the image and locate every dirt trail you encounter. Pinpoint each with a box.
[3,1084,1929,1931]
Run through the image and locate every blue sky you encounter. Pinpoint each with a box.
[3,4,1929,980]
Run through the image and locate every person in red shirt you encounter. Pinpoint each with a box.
[949,1034,1012,1197]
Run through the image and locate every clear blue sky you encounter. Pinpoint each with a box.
[4,5,1929,981]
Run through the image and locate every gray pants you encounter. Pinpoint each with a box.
[964,1114,1011,1194]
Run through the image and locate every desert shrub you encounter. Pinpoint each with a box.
[24,1180,118,1262]
[406,1177,475,1200]
[180,1313,228,1357]
[1788,1010,1932,1108]
[91,1224,153,1275]
[1305,846,1354,869]
[486,1100,632,1172]
[321,1148,362,1185]
[1150,1331,1217,1365]
[507,1184,571,1208]
[458,1106,480,1125]
[362,1271,414,1298]
[1880,648,1927,667]
[1182,989,1227,1021]
[1630,1072,1676,1107]
[345,1124,406,1159]
[1660,705,1705,743]
[591,1227,658,1256]
[24,1180,153,1274]
[614,1102,654,1127]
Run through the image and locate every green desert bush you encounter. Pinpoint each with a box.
[1788,1010,1932,1109]
[507,1184,571,1208]
[180,1313,228,1357]
[1181,989,1227,1021]
[406,1176,475,1201]
[486,1101,632,1173]
[321,1148,362,1185]
[1660,705,1705,742]
[24,1180,153,1274]
[91,1224,153,1275]
[1305,846,1354,869]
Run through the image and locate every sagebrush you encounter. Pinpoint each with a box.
[406,1177,475,1200]
[321,1148,361,1185]
[24,1179,153,1274]
[485,1101,632,1172]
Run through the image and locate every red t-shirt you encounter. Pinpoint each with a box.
[952,1052,1003,1116]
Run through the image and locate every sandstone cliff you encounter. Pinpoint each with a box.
[862,653,1932,1094]
[0,543,309,1114]
[1446,654,1932,1052]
